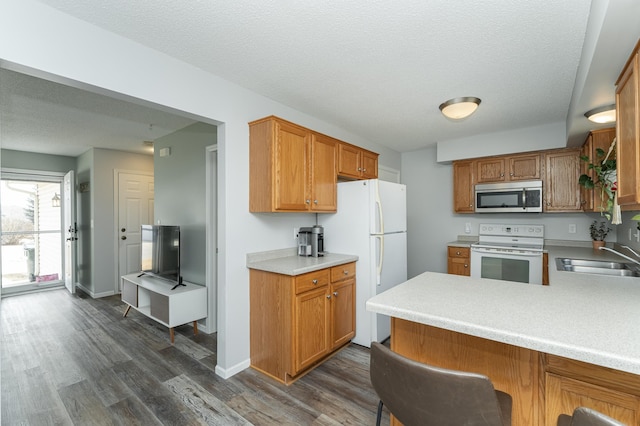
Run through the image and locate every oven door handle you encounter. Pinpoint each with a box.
[471,247,543,256]
[522,187,526,209]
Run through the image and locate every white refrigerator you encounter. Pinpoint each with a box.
[319,179,407,347]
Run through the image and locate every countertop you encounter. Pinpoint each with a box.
[367,243,640,375]
[246,248,358,276]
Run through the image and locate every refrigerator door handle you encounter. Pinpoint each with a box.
[375,184,384,235]
[376,235,384,285]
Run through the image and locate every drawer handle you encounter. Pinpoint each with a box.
[343,270,349,275]
[312,279,318,285]
[456,251,461,255]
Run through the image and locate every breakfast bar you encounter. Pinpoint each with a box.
[366,245,640,425]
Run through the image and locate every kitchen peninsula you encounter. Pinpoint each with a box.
[367,245,640,425]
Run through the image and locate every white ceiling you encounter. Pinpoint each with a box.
[2,0,640,157]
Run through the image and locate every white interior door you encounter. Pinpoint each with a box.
[118,172,154,288]
[63,171,76,293]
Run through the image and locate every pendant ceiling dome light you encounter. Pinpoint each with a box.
[439,97,481,120]
[584,104,616,124]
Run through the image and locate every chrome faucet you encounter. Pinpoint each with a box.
[598,246,640,266]
[620,245,640,260]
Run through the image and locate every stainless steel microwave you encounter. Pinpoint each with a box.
[475,180,543,213]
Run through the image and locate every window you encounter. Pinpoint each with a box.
[1,170,64,294]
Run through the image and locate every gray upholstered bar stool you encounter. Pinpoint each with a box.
[557,407,626,426]
[369,342,512,426]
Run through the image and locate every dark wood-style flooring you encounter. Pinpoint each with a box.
[1,288,388,425]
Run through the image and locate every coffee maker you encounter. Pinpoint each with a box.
[298,225,324,257]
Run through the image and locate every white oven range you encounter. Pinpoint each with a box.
[470,224,544,285]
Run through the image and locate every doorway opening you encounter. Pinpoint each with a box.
[1,170,65,296]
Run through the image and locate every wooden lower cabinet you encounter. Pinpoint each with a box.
[447,246,470,276]
[390,319,640,426]
[250,262,356,384]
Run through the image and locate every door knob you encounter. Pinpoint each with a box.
[121,228,126,232]
[121,236,127,240]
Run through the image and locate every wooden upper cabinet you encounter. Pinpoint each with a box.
[310,133,338,212]
[337,142,378,180]
[476,157,506,183]
[249,116,336,213]
[509,153,541,181]
[544,149,582,212]
[453,160,475,213]
[476,153,541,184]
[616,40,640,208]
[580,128,616,213]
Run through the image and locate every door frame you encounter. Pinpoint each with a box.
[112,168,154,293]
[203,144,218,334]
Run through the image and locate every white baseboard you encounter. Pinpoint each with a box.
[215,358,251,379]
[76,282,115,299]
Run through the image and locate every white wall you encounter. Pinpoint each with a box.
[0,0,401,378]
[436,121,566,163]
[402,146,617,279]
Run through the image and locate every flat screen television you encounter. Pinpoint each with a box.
[140,224,181,284]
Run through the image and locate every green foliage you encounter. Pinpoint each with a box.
[589,220,611,241]
[578,148,616,220]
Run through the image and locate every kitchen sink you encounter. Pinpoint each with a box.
[555,258,640,277]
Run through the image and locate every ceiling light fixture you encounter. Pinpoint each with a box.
[439,97,481,120]
[584,104,616,124]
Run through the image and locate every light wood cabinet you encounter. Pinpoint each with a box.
[580,128,616,213]
[337,142,379,180]
[544,148,582,212]
[249,116,337,213]
[615,40,640,209]
[249,262,356,384]
[453,160,475,213]
[391,319,640,426]
[447,246,470,276]
[544,355,640,426]
[475,153,541,184]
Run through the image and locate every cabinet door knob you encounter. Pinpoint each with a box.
[121,228,126,232]
[333,291,338,297]
[357,167,362,171]
[362,168,366,172]
[500,173,504,177]
[314,199,318,204]
[326,295,331,299]
[456,251,461,255]
[464,264,468,268]
[306,199,311,204]
[121,236,127,240]
[312,279,318,284]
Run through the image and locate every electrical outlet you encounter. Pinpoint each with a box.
[568,224,576,234]
[464,223,471,234]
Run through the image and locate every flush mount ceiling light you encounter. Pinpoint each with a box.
[439,97,481,120]
[584,104,616,124]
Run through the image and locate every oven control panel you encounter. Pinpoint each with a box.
[478,224,544,238]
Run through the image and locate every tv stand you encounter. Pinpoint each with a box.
[121,273,207,343]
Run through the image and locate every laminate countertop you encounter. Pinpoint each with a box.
[246,248,358,276]
[367,244,640,375]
